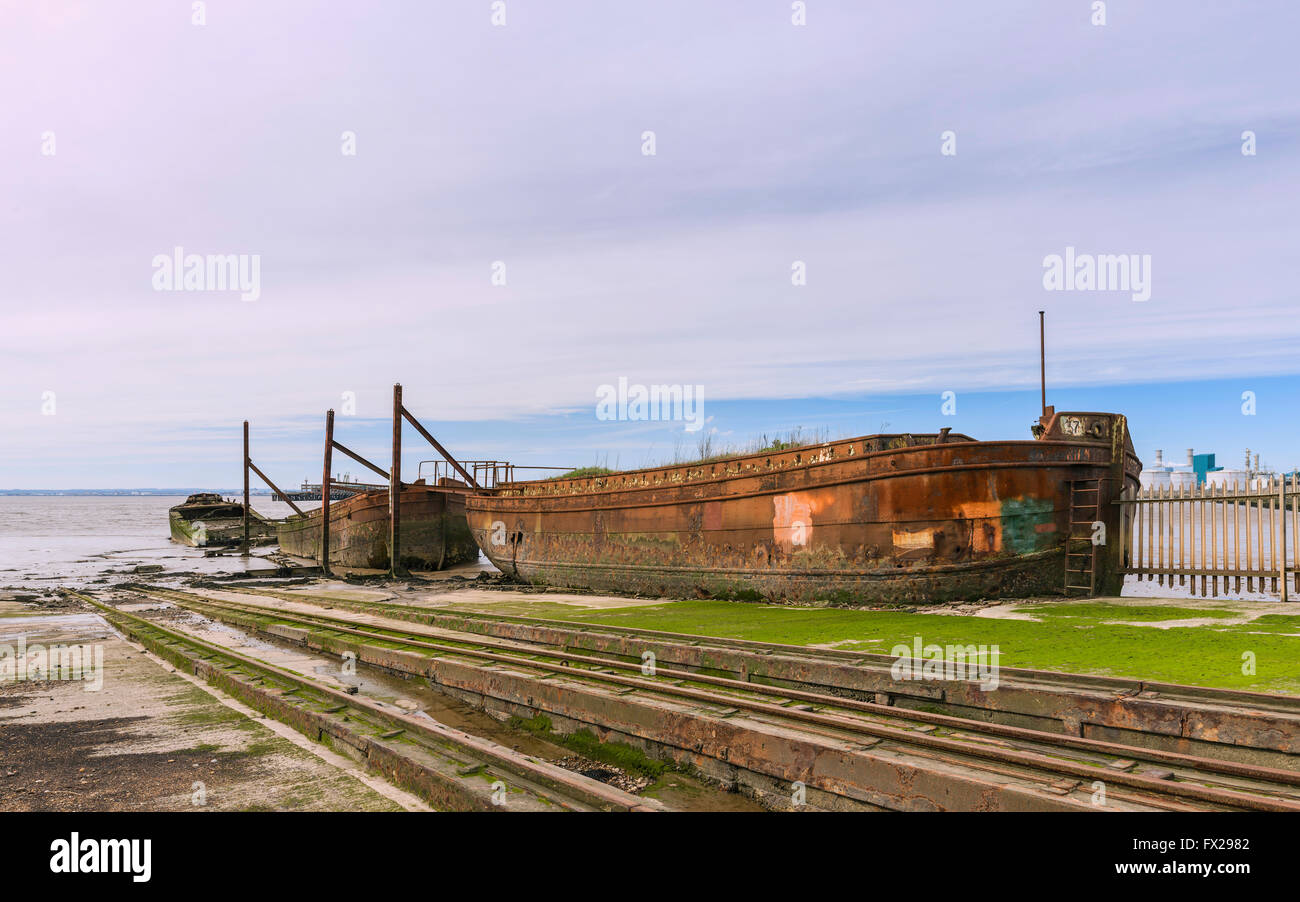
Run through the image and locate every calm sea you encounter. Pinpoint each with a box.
[0,495,312,590]
[0,496,1270,602]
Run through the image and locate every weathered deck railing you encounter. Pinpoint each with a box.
[1119,476,1297,600]
[461,462,577,488]
[418,459,516,488]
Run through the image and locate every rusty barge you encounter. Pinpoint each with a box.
[253,386,486,573]
[276,483,478,571]
[465,410,1141,605]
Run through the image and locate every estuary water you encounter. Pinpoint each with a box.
[0,495,311,590]
[0,496,1279,602]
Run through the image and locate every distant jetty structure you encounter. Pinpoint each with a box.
[274,475,387,501]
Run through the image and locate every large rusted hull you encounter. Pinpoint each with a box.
[466,412,1140,605]
[277,485,478,570]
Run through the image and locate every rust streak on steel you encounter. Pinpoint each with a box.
[246,459,304,517]
[391,383,404,577]
[331,440,390,481]
[401,406,479,488]
[321,409,334,576]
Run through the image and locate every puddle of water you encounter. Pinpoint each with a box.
[0,613,110,634]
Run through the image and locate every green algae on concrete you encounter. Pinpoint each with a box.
[508,714,668,778]
[554,598,1300,695]
[1011,602,1240,623]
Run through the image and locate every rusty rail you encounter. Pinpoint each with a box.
[135,586,1300,812]
[72,590,660,812]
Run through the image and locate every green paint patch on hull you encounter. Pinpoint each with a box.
[1000,497,1057,554]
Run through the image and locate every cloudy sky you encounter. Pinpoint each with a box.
[3,1,1298,488]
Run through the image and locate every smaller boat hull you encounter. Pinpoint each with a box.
[168,495,277,547]
[277,485,478,570]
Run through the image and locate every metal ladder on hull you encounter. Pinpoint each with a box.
[1064,479,1100,596]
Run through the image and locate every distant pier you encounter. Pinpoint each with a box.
[274,480,387,502]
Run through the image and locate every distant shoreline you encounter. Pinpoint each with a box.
[0,490,273,496]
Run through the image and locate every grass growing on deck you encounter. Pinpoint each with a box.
[549,466,617,480]
[553,599,1300,695]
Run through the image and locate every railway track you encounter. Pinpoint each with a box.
[109,584,1300,812]
[66,590,662,813]
[197,583,1300,767]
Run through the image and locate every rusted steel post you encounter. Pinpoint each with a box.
[390,383,404,577]
[321,409,334,576]
[1039,310,1046,418]
[242,420,250,555]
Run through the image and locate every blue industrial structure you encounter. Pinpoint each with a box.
[1191,453,1222,486]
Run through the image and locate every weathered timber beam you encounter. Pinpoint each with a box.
[246,459,305,516]
[330,440,391,482]
[400,406,479,488]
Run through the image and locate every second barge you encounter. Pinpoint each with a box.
[276,483,478,571]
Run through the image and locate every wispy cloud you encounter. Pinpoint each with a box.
[2,1,1297,486]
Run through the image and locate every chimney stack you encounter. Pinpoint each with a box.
[1154,449,1163,467]
[1187,448,1194,466]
